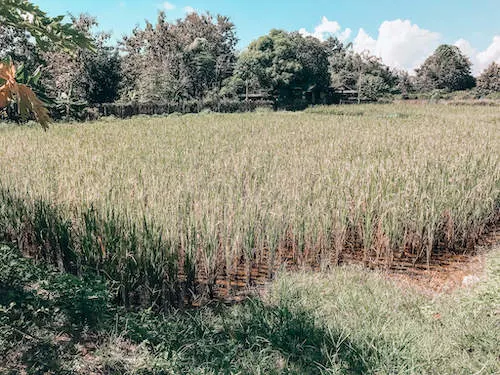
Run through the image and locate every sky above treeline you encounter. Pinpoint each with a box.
[33,0,500,74]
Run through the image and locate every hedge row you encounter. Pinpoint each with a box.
[95,99,275,118]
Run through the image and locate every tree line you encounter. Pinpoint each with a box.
[1,2,500,122]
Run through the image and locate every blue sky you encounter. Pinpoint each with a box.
[33,0,500,73]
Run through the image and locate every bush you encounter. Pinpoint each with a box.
[96,99,274,118]
[477,62,500,93]
[415,45,476,92]
[0,244,109,330]
[47,273,108,327]
[0,244,110,373]
[359,74,390,100]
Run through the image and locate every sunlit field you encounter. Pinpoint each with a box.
[0,104,499,307]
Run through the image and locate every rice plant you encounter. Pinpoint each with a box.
[0,103,498,307]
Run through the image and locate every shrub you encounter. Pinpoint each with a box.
[477,62,500,93]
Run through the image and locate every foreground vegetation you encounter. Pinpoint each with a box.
[0,104,498,307]
[1,243,499,374]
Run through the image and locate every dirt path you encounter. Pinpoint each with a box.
[385,228,499,296]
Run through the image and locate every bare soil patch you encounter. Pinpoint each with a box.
[199,226,500,304]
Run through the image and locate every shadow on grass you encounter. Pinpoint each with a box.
[0,243,369,374]
[0,284,64,374]
[0,245,108,374]
[121,299,369,374]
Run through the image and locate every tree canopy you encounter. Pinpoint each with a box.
[120,12,237,102]
[40,14,121,119]
[0,0,94,53]
[233,30,330,103]
[415,45,475,92]
[0,0,96,127]
[477,62,500,93]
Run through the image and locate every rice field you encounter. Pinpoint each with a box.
[0,104,499,307]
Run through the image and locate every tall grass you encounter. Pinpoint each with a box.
[0,104,499,307]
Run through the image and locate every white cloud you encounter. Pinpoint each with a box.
[299,17,349,42]
[162,1,176,10]
[476,36,500,73]
[353,20,440,71]
[314,17,341,36]
[353,28,376,54]
[183,5,195,13]
[301,17,499,75]
[119,1,126,7]
[455,38,478,73]
[300,18,440,71]
[455,38,476,59]
[455,36,500,74]
[338,28,352,42]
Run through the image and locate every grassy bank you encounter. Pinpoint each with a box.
[0,104,499,307]
[1,243,498,374]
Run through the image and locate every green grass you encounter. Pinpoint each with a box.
[1,243,499,374]
[0,104,499,307]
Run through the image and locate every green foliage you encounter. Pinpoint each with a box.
[120,12,237,103]
[2,3,498,121]
[0,59,51,128]
[327,39,397,100]
[268,256,500,374]
[219,75,246,98]
[416,44,476,92]
[48,273,109,327]
[0,24,43,75]
[0,188,187,309]
[0,244,41,288]
[0,245,109,330]
[1,242,499,373]
[0,0,94,53]
[83,42,122,104]
[393,69,415,97]
[0,2,97,126]
[41,14,122,116]
[358,74,390,100]
[116,299,367,374]
[0,244,109,373]
[0,13,121,123]
[234,29,330,103]
[477,62,500,93]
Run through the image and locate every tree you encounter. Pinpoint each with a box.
[326,38,395,99]
[0,0,94,127]
[327,38,357,90]
[415,45,475,92]
[358,74,389,101]
[0,0,94,53]
[120,11,237,102]
[41,14,122,114]
[476,62,500,93]
[84,42,121,104]
[295,35,331,94]
[393,69,415,98]
[0,25,43,74]
[234,30,330,103]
